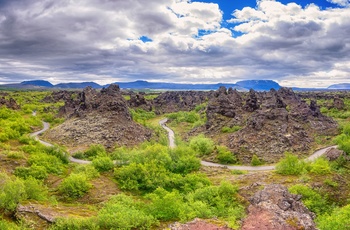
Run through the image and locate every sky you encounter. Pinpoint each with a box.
[0,0,349,88]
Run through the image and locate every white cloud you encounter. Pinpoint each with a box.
[327,0,350,7]
[0,0,349,88]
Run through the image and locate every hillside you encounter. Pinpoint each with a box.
[44,84,152,149]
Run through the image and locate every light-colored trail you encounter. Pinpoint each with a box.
[31,116,337,170]
[159,118,337,171]
[31,121,91,164]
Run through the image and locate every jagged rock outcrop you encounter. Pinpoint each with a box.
[241,184,316,230]
[0,96,20,110]
[205,87,338,163]
[45,84,152,149]
[42,91,76,103]
[128,92,153,111]
[153,91,209,114]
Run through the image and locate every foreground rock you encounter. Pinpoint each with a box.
[241,184,316,230]
[45,84,152,149]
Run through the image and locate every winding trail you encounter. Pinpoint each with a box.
[31,121,91,164]
[158,118,337,171]
[31,117,337,170]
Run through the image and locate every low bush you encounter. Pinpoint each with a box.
[15,165,48,180]
[309,158,331,175]
[189,135,214,156]
[58,173,92,199]
[251,154,263,166]
[216,146,237,164]
[49,217,99,230]
[317,204,350,230]
[275,153,306,175]
[73,164,100,179]
[97,194,157,229]
[0,173,26,213]
[221,126,241,133]
[92,157,114,172]
[289,184,330,215]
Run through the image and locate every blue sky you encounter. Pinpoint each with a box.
[0,0,349,87]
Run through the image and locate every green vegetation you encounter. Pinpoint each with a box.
[130,108,156,124]
[317,204,350,230]
[58,173,92,199]
[275,153,306,175]
[216,146,237,164]
[189,134,215,156]
[221,126,241,133]
[167,106,207,129]
[250,154,263,166]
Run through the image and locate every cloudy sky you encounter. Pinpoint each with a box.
[0,0,349,87]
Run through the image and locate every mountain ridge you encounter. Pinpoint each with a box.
[1,79,349,91]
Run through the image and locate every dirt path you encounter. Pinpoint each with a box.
[159,119,337,171]
[32,118,337,170]
[159,118,176,149]
[31,121,91,164]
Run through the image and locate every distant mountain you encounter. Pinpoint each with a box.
[235,80,281,91]
[55,82,102,89]
[328,83,350,90]
[21,80,53,88]
[112,80,244,91]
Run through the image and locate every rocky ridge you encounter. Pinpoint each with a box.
[44,84,152,149]
[0,94,20,110]
[205,87,338,163]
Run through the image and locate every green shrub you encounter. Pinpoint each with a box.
[23,177,48,201]
[92,157,114,172]
[221,126,241,133]
[276,153,306,175]
[98,194,157,229]
[309,158,331,175]
[114,162,169,192]
[169,146,200,174]
[28,153,65,174]
[15,165,48,180]
[251,154,262,166]
[289,184,330,215]
[58,173,92,199]
[0,217,24,230]
[84,144,106,160]
[0,173,27,212]
[146,188,185,220]
[130,108,156,123]
[189,135,214,156]
[216,146,237,164]
[73,164,100,179]
[317,204,350,230]
[49,217,99,230]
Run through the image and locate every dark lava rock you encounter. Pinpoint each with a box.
[205,87,338,164]
[154,91,209,114]
[0,97,20,110]
[45,84,152,149]
[241,184,316,230]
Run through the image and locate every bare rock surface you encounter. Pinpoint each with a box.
[45,84,152,149]
[205,87,338,163]
[241,184,316,230]
[154,91,210,114]
[0,96,20,109]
